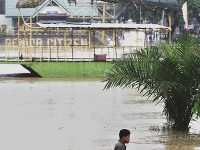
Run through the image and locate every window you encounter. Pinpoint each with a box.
[0,0,5,14]
[68,0,76,5]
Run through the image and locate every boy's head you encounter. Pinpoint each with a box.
[119,129,131,143]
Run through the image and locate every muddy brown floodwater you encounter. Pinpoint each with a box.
[0,78,199,150]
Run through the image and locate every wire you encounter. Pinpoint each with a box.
[115,2,130,18]
[18,8,43,29]
[140,0,158,9]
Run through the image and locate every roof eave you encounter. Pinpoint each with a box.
[32,0,70,18]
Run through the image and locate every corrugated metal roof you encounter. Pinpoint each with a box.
[31,0,70,17]
[42,0,99,18]
[6,0,36,17]
[6,0,98,18]
[36,22,171,30]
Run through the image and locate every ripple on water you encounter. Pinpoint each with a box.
[0,79,199,150]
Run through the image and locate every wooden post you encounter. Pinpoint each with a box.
[48,29,51,62]
[29,16,32,61]
[93,30,96,55]
[88,30,91,61]
[18,16,20,62]
[71,28,74,61]
[64,29,67,62]
[23,26,27,59]
[56,39,59,62]
[144,29,147,48]
[136,29,138,50]
[114,30,117,58]
[168,15,172,44]
[6,45,8,62]
[112,30,115,59]
[102,2,106,44]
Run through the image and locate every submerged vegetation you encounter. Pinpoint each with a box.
[103,34,200,131]
[192,84,200,117]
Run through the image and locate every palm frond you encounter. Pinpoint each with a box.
[103,34,200,111]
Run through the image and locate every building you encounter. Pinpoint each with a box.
[5,0,99,29]
[0,0,13,30]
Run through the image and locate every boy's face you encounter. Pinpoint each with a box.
[122,134,130,143]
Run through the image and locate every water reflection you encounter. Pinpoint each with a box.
[0,78,199,150]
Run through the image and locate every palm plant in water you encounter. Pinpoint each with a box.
[103,35,200,131]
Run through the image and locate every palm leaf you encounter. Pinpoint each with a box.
[103,34,200,104]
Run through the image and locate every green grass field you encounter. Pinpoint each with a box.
[0,62,113,78]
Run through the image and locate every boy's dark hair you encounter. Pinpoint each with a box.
[119,129,130,139]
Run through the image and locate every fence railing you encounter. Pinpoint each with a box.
[0,28,169,62]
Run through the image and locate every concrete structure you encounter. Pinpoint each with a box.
[0,64,30,76]
[0,64,42,77]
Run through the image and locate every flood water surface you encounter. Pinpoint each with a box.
[0,78,199,150]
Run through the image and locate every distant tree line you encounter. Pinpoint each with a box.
[113,0,200,36]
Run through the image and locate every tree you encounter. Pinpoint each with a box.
[170,0,200,35]
[115,2,165,23]
[192,84,200,117]
[187,0,200,23]
[103,35,200,131]
[114,0,200,35]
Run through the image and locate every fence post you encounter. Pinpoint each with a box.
[168,15,172,44]
[64,29,67,62]
[18,16,20,62]
[30,16,32,61]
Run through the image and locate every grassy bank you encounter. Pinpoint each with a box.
[0,62,113,78]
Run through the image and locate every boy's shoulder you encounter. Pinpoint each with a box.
[114,140,126,150]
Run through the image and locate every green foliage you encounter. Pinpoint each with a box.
[115,0,200,35]
[187,0,200,23]
[192,84,200,118]
[173,0,200,24]
[115,3,164,23]
[103,34,200,131]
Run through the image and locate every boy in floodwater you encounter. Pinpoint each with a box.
[114,129,131,150]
